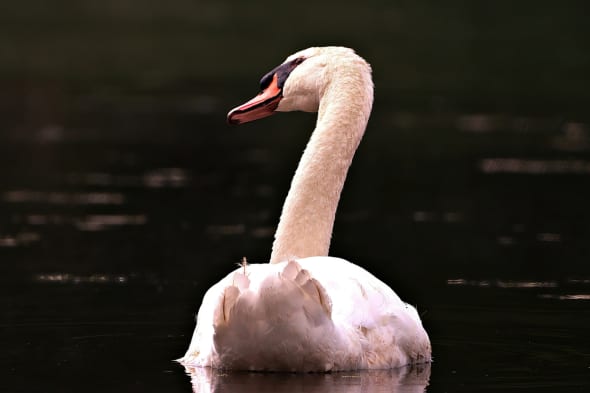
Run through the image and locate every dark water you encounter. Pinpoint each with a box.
[2,1,590,392]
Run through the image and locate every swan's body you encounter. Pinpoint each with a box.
[181,47,431,371]
[182,257,430,371]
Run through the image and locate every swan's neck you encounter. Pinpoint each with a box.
[270,64,373,263]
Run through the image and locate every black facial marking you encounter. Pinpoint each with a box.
[259,56,306,91]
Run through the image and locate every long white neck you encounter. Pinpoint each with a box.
[270,62,373,263]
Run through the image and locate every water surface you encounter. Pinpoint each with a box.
[2,1,590,392]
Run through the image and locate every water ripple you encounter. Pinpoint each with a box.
[447,279,558,288]
[480,158,590,175]
[0,232,40,247]
[75,214,147,231]
[34,273,129,284]
[64,168,190,188]
[3,190,125,205]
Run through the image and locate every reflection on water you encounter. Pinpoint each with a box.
[480,158,590,175]
[447,279,558,288]
[63,168,189,188]
[447,278,590,302]
[75,214,147,231]
[539,294,590,300]
[0,165,189,241]
[412,210,463,223]
[3,190,126,205]
[0,231,40,247]
[184,364,431,393]
[144,168,190,189]
[205,224,245,236]
[10,213,148,231]
[391,112,589,142]
[34,273,129,284]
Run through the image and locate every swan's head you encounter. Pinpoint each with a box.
[227,47,361,125]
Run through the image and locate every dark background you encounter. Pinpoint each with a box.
[1,1,589,392]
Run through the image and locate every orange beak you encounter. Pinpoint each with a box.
[227,74,282,125]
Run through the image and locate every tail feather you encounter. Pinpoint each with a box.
[299,277,332,317]
[213,286,240,325]
[284,260,332,319]
[281,259,302,280]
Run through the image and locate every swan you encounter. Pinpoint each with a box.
[180,46,431,372]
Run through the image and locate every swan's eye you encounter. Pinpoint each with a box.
[292,56,306,65]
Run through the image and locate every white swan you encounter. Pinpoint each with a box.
[180,46,431,371]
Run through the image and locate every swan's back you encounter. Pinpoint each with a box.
[181,257,431,371]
